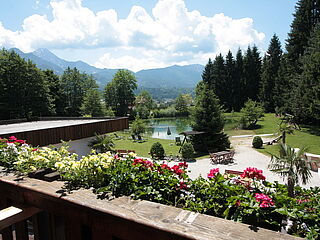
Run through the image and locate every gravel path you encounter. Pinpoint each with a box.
[185,136,320,188]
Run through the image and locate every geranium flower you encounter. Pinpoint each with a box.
[171,165,184,177]
[8,136,17,142]
[179,181,188,190]
[254,193,274,208]
[207,168,219,179]
[241,167,266,180]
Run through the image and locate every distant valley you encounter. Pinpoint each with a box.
[11,48,204,93]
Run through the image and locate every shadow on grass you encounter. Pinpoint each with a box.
[302,125,320,136]
[246,124,262,130]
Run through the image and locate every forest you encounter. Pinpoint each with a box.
[0,0,319,125]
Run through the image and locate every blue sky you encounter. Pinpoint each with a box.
[0,0,296,71]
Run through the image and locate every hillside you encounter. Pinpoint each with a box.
[10,48,204,90]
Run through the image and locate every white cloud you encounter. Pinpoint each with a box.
[0,0,265,70]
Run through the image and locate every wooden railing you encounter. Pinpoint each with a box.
[0,171,301,240]
[0,117,128,147]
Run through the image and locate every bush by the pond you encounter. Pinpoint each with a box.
[181,142,194,159]
[1,136,320,239]
[252,136,263,149]
[150,142,165,159]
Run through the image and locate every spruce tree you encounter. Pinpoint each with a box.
[234,49,245,111]
[211,54,226,105]
[225,51,236,111]
[243,46,262,101]
[292,24,320,122]
[286,0,320,69]
[260,35,283,112]
[191,82,230,152]
[273,56,292,115]
[202,58,214,86]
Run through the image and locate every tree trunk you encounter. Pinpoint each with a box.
[282,131,286,144]
[287,177,295,198]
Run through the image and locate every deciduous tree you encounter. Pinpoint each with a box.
[104,70,137,116]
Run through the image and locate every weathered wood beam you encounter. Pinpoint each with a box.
[0,206,41,231]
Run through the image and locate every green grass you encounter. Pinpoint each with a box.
[254,113,282,134]
[224,112,254,136]
[113,132,180,158]
[253,114,320,155]
[258,127,320,156]
[115,113,320,157]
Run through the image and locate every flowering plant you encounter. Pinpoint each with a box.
[0,137,319,238]
[207,168,220,179]
[241,167,266,181]
[254,193,275,208]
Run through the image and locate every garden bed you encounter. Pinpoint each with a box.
[0,136,319,239]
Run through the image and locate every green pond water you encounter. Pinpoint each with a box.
[146,118,192,140]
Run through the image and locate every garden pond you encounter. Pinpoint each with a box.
[146,118,192,140]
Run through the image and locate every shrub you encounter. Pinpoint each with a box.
[252,136,263,149]
[181,142,194,160]
[150,142,165,159]
[240,100,264,129]
[88,134,115,153]
[131,117,146,136]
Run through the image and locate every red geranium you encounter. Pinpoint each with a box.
[241,167,266,180]
[254,193,274,208]
[207,168,219,179]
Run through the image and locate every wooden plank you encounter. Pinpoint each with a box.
[0,206,41,231]
[0,172,301,240]
[15,220,28,240]
[0,118,129,147]
[0,227,13,240]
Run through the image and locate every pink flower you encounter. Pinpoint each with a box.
[179,182,188,190]
[171,165,184,177]
[178,161,188,168]
[160,163,171,170]
[14,139,26,144]
[297,199,310,204]
[8,136,17,142]
[207,168,219,179]
[132,158,153,168]
[241,167,266,181]
[132,158,154,169]
[235,200,241,207]
[254,193,274,208]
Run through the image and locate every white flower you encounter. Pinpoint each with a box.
[30,166,37,171]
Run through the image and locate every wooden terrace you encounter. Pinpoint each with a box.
[0,117,129,147]
[0,170,301,240]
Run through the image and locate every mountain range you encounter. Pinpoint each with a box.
[10,48,204,89]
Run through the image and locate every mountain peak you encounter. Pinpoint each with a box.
[33,48,59,59]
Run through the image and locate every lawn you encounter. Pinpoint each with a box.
[113,131,181,158]
[258,126,320,156]
[114,113,320,158]
[254,114,320,155]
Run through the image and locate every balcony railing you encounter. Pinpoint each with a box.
[0,170,301,240]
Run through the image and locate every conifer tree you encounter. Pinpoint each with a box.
[202,58,214,86]
[292,24,320,122]
[286,0,320,69]
[234,49,245,111]
[211,54,226,104]
[243,46,262,101]
[260,35,283,112]
[225,51,236,111]
[191,82,230,152]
